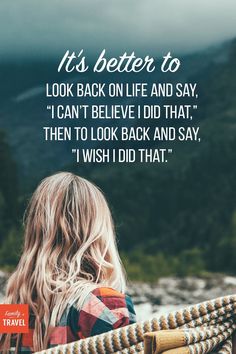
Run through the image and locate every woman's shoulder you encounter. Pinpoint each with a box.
[77,286,136,338]
[80,286,135,314]
[90,286,135,311]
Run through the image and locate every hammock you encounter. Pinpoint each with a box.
[34,294,236,354]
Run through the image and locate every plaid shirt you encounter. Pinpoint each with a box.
[12,287,136,353]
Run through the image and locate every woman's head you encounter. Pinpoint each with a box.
[23,172,125,290]
[2,172,126,351]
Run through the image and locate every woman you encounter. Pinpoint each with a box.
[0,172,136,353]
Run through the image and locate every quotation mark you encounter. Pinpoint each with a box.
[165,149,173,163]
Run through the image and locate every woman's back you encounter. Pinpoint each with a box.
[14,287,136,353]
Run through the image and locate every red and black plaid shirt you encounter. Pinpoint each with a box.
[11,287,136,353]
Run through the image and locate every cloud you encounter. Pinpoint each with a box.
[0,0,236,60]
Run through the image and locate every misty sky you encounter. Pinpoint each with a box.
[1,0,236,61]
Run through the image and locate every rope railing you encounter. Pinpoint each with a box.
[34,294,236,354]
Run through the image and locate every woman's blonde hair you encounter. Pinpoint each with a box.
[1,172,126,352]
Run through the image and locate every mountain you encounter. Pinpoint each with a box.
[0,39,236,278]
[0,40,233,187]
[71,39,236,275]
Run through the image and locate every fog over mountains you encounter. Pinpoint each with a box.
[0,0,236,60]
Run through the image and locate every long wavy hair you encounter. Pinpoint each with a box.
[0,172,126,352]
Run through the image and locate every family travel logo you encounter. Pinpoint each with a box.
[0,304,29,333]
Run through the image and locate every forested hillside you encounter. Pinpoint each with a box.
[71,39,236,279]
